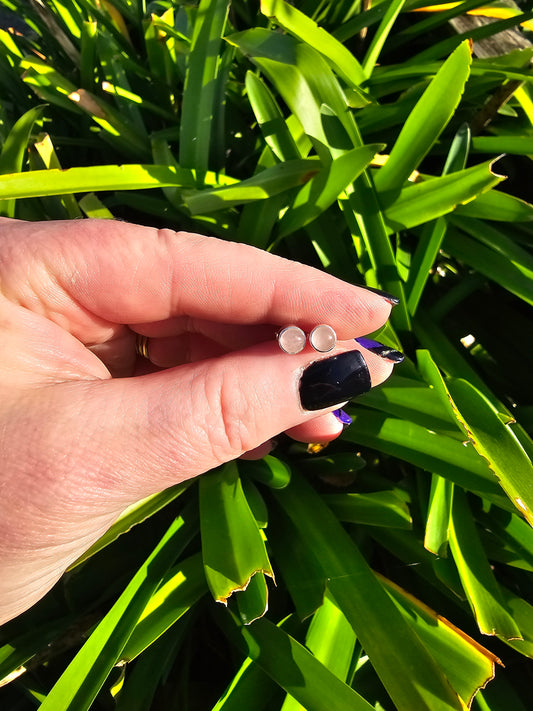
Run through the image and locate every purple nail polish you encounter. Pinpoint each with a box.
[333,409,352,426]
[355,337,404,363]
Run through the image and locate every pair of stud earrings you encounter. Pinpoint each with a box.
[277,324,337,354]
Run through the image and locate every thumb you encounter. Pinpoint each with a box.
[67,340,394,507]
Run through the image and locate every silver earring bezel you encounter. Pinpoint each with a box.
[277,325,307,354]
[309,324,337,353]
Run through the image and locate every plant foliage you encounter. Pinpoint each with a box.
[0,0,532,709]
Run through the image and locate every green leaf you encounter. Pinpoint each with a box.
[277,143,383,237]
[0,104,45,217]
[242,455,292,490]
[454,190,533,222]
[357,374,461,435]
[78,192,114,219]
[38,504,198,711]
[235,572,270,626]
[183,158,320,214]
[414,311,507,412]
[199,462,274,604]
[226,28,361,158]
[449,216,533,279]
[343,410,506,503]
[374,40,472,195]
[179,0,229,172]
[447,379,533,525]
[379,573,500,705]
[323,490,412,529]
[383,159,505,232]
[68,483,189,570]
[260,0,369,95]
[444,225,533,306]
[497,585,533,658]
[273,473,467,711]
[212,656,278,711]
[115,623,189,711]
[424,474,454,556]
[239,616,376,711]
[29,132,83,219]
[0,164,202,199]
[280,593,357,711]
[405,122,470,315]
[80,20,97,90]
[268,504,327,620]
[362,0,408,79]
[340,182,409,332]
[120,554,207,662]
[449,490,522,639]
[245,71,302,162]
[471,134,533,156]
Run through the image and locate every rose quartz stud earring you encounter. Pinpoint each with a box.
[277,325,306,354]
[309,324,337,353]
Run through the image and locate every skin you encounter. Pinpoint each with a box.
[0,217,395,624]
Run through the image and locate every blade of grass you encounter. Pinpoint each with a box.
[0,104,45,217]
[199,462,274,605]
[379,573,500,706]
[179,0,229,172]
[212,656,279,711]
[449,490,522,638]
[119,553,207,662]
[323,491,412,529]
[238,616,376,711]
[454,190,533,221]
[280,593,356,711]
[260,0,368,94]
[183,158,320,214]
[424,475,455,556]
[78,192,114,218]
[405,122,470,314]
[245,71,302,162]
[0,163,204,199]
[444,225,533,306]
[38,502,199,711]
[343,409,507,503]
[374,40,472,196]
[277,143,383,237]
[273,473,467,711]
[383,158,505,232]
[362,0,408,79]
[447,378,533,525]
[31,132,83,219]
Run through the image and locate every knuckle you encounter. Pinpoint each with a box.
[204,364,258,461]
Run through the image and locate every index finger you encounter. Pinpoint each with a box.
[0,219,395,339]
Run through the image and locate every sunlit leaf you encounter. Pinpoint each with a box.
[199,462,274,605]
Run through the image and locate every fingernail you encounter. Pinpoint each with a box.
[300,351,371,411]
[355,337,404,363]
[359,285,400,306]
[333,409,352,426]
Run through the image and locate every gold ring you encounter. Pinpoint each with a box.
[135,334,150,359]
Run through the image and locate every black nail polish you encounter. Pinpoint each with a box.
[359,285,400,306]
[355,337,404,363]
[300,351,371,411]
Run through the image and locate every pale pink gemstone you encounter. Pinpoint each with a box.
[278,326,306,354]
[309,324,336,352]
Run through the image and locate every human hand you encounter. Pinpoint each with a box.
[0,217,400,623]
